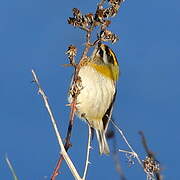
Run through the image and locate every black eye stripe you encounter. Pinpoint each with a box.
[99,48,104,57]
[96,44,118,65]
[104,45,115,64]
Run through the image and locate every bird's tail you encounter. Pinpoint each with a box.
[96,129,110,155]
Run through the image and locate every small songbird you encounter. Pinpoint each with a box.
[68,43,119,154]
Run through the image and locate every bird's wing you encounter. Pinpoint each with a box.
[102,89,117,133]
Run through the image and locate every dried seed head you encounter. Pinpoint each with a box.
[95,9,106,23]
[67,17,78,27]
[108,0,125,6]
[95,3,121,22]
[143,157,160,175]
[85,13,94,25]
[80,16,89,28]
[72,8,82,19]
[101,20,111,30]
[104,5,119,18]
[111,33,119,43]
[68,8,93,29]
[66,45,77,57]
[100,29,119,43]
[104,20,111,26]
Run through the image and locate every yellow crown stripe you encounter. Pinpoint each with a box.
[88,62,119,81]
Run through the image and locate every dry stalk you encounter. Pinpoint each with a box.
[112,120,162,180]
[5,155,19,180]
[31,70,82,180]
[111,120,143,167]
[82,124,92,180]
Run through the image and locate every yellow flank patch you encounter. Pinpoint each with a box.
[88,62,119,81]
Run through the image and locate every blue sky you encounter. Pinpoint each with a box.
[0,0,180,179]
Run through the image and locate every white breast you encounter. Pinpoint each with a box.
[69,65,115,128]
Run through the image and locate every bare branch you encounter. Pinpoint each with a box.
[112,152,126,180]
[31,69,82,180]
[111,120,143,167]
[139,131,155,158]
[107,124,126,180]
[5,155,19,180]
[83,124,92,180]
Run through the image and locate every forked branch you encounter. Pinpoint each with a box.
[112,120,161,180]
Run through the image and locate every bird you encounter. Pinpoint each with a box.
[68,43,119,154]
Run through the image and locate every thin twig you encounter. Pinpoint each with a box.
[112,152,126,180]
[31,69,82,180]
[51,105,77,180]
[5,155,19,180]
[81,27,94,60]
[139,131,154,158]
[51,67,78,180]
[111,120,143,167]
[118,149,137,156]
[65,96,77,151]
[51,157,63,180]
[83,124,92,180]
[109,122,126,180]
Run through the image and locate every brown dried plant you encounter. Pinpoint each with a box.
[31,1,163,180]
[139,131,162,180]
[51,0,124,179]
